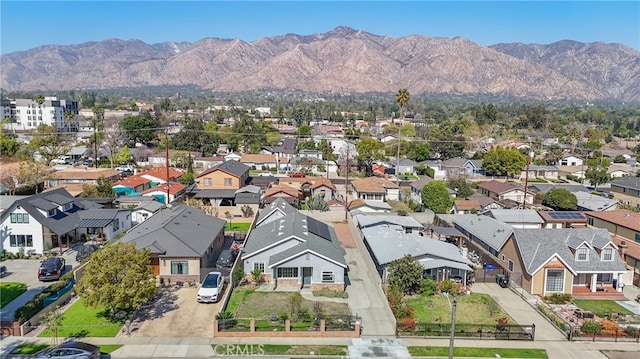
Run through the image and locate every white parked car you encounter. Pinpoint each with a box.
[197,271,225,303]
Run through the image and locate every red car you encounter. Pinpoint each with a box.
[291,172,306,178]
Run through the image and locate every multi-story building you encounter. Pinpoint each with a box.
[1,96,79,132]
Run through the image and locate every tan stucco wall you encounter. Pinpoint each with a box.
[198,172,241,189]
[159,258,201,279]
[591,217,638,240]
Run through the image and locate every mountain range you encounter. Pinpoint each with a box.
[2,26,639,102]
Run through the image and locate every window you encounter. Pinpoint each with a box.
[322,271,334,283]
[112,219,120,232]
[63,203,72,211]
[588,218,594,226]
[10,213,29,223]
[545,269,564,293]
[601,247,613,261]
[597,273,612,282]
[224,178,233,186]
[635,233,640,244]
[501,254,505,261]
[9,234,33,247]
[203,178,212,186]
[253,262,265,273]
[170,261,189,274]
[576,247,588,261]
[47,209,57,217]
[276,267,299,278]
[508,259,514,272]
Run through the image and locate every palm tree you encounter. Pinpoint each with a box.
[63,111,75,132]
[35,95,45,126]
[395,88,410,125]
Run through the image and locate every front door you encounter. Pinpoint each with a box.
[302,267,312,286]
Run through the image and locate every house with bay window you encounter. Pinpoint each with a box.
[0,188,131,254]
[117,204,226,283]
[242,199,347,291]
[452,214,628,298]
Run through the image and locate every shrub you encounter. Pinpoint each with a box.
[438,280,461,295]
[544,293,572,304]
[624,326,639,338]
[418,278,437,296]
[251,269,264,284]
[600,320,623,337]
[581,320,602,337]
[385,284,404,313]
[398,317,416,332]
[232,268,245,287]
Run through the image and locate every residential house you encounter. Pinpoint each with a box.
[242,199,347,291]
[486,209,544,228]
[556,166,586,181]
[410,176,435,205]
[0,188,131,254]
[112,175,153,196]
[574,191,618,212]
[520,165,560,180]
[607,164,633,179]
[138,167,184,184]
[262,184,302,208]
[354,213,424,234]
[560,155,584,166]
[418,160,446,180]
[196,160,251,190]
[477,180,533,205]
[240,154,284,171]
[298,149,323,160]
[117,204,226,283]
[46,168,120,191]
[452,200,481,214]
[442,158,483,179]
[147,151,200,167]
[466,193,502,211]
[609,176,640,208]
[350,176,400,202]
[114,195,159,209]
[131,200,164,225]
[453,214,628,297]
[140,182,187,204]
[309,177,336,199]
[396,159,417,175]
[193,155,225,170]
[289,156,324,173]
[361,226,473,285]
[224,152,242,162]
[261,138,297,160]
[537,211,588,229]
[348,199,392,213]
[585,210,640,286]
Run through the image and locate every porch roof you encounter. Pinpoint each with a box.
[419,258,472,272]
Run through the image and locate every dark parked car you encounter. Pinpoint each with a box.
[35,340,100,359]
[0,265,7,277]
[76,244,100,262]
[216,249,238,268]
[38,257,65,281]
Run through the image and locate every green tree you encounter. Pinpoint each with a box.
[447,178,475,198]
[297,125,312,137]
[29,124,70,164]
[119,113,161,144]
[421,181,453,213]
[387,255,423,294]
[96,175,115,197]
[409,143,431,162]
[77,242,157,315]
[170,118,218,156]
[482,147,527,177]
[395,88,410,124]
[355,137,386,175]
[307,195,329,211]
[613,155,626,163]
[584,166,610,189]
[542,188,578,210]
[399,124,416,138]
[116,146,132,165]
[0,133,20,157]
[317,138,336,161]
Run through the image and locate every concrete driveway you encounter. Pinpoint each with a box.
[0,250,78,321]
[128,286,223,338]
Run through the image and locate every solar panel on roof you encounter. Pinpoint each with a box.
[306,217,332,241]
[548,212,585,220]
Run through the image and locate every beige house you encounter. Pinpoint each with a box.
[46,167,120,190]
[196,160,250,190]
[350,177,399,202]
[477,180,533,205]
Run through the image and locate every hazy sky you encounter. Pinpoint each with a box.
[1,1,638,54]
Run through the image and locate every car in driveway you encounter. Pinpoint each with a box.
[197,271,224,303]
[35,340,100,359]
[216,249,238,268]
[38,257,65,281]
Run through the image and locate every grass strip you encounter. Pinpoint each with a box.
[0,282,28,308]
[408,346,548,358]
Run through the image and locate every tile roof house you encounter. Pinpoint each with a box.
[117,204,226,283]
[138,167,184,184]
[350,176,399,202]
[140,182,187,204]
[242,199,347,291]
[112,174,153,196]
[361,226,473,285]
[262,184,302,208]
[466,193,502,211]
[585,210,640,286]
[453,214,628,297]
[477,180,533,205]
[0,188,131,254]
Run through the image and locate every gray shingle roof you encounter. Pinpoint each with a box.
[255,198,298,226]
[197,160,249,178]
[610,176,640,190]
[355,214,424,230]
[193,189,237,199]
[513,228,626,275]
[362,226,472,268]
[118,204,226,257]
[574,191,618,211]
[452,214,514,252]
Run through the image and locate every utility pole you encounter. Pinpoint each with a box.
[344,143,350,222]
[165,128,170,206]
[396,124,401,186]
[448,295,457,359]
[522,150,534,209]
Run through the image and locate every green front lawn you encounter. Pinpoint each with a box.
[225,222,252,231]
[409,346,547,358]
[406,293,513,325]
[232,288,350,318]
[38,298,128,337]
[572,299,634,317]
[0,282,27,308]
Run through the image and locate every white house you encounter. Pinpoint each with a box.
[560,155,584,166]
